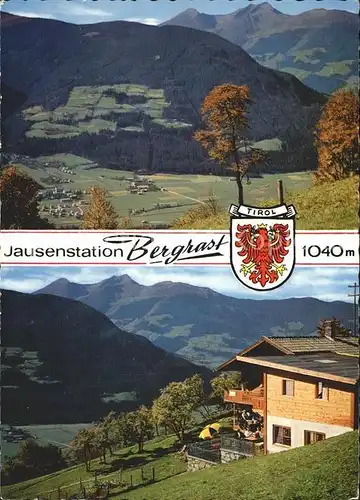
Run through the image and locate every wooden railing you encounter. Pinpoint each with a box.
[224,387,265,411]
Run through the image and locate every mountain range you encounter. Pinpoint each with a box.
[2,12,323,173]
[163,3,358,94]
[35,275,354,368]
[1,289,210,425]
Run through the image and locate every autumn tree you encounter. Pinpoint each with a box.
[152,375,204,442]
[314,89,358,183]
[82,186,119,229]
[119,216,133,229]
[194,84,266,205]
[0,166,54,229]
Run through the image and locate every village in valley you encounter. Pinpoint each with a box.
[36,173,179,225]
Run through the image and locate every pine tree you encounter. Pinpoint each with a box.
[82,186,119,229]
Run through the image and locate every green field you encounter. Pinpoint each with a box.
[316,60,355,77]
[3,431,357,500]
[123,431,358,500]
[23,84,191,139]
[1,424,92,459]
[16,155,312,227]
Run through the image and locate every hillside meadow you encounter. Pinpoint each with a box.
[122,431,358,500]
[173,176,358,230]
[3,431,357,500]
[2,435,184,500]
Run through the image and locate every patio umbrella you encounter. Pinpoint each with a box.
[199,422,222,440]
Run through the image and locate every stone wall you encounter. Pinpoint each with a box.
[187,455,217,472]
[221,448,247,464]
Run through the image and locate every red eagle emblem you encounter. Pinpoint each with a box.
[235,223,291,288]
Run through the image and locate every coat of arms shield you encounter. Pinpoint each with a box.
[229,203,296,291]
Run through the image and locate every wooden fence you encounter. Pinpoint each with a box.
[32,465,165,500]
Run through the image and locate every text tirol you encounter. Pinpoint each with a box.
[245,207,278,217]
[103,234,228,264]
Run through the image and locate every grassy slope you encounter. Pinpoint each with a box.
[123,431,358,500]
[173,177,358,230]
[3,431,357,500]
[2,435,184,500]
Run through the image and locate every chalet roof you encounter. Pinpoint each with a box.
[265,336,359,356]
[217,335,359,371]
[236,353,359,385]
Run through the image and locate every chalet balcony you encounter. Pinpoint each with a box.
[224,386,265,411]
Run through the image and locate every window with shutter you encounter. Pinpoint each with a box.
[282,379,294,396]
[316,382,329,400]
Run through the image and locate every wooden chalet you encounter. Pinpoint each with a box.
[217,320,359,454]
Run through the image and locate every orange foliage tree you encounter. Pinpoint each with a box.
[82,186,119,229]
[0,166,54,229]
[194,84,266,205]
[314,89,358,183]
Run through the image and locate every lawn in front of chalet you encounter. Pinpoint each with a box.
[123,431,357,500]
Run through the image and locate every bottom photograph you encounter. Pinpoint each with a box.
[1,265,358,500]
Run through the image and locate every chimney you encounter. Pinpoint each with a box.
[321,318,343,338]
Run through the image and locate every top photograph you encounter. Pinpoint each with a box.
[1,0,358,231]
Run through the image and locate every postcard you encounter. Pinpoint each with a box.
[0,1,359,499]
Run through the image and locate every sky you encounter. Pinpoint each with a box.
[1,265,357,303]
[2,0,358,26]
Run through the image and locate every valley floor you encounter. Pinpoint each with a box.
[14,157,312,227]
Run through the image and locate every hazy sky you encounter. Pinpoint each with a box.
[1,265,357,303]
[2,0,358,25]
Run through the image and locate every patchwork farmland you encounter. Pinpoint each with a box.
[22,84,192,140]
[14,154,312,227]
